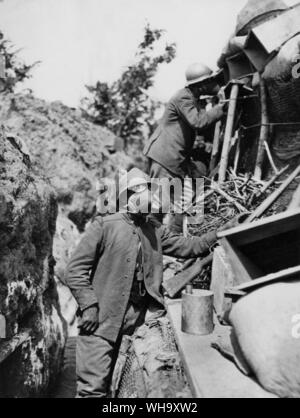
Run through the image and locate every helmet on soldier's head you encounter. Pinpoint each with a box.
[118,168,159,214]
[118,168,158,203]
[185,63,213,86]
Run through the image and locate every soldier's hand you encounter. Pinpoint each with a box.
[79,305,99,334]
[218,87,226,102]
[220,101,229,114]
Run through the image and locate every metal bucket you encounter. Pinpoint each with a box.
[181,289,214,336]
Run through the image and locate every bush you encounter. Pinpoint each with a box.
[82,24,176,151]
[0,31,39,92]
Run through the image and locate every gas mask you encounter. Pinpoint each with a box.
[126,184,151,215]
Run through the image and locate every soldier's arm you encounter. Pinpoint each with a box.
[175,93,224,131]
[65,218,103,312]
[160,226,217,259]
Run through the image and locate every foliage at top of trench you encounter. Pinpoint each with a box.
[0,30,39,93]
[82,24,177,151]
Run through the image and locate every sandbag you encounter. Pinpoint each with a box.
[263,34,300,80]
[229,281,300,398]
[262,36,300,128]
[236,0,287,36]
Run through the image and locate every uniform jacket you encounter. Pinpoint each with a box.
[144,87,224,177]
[66,213,217,342]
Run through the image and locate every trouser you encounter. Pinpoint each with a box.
[76,299,154,398]
[149,159,207,233]
[149,160,186,234]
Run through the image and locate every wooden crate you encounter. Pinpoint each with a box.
[244,4,300,71]
[211,246,235,318]
[217,210,300,288]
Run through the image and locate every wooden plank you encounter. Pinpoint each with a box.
[219,83,239,184]
[217,209,300,247]
[254,76,269,180]
[210,246,235,318]
[264,140,279,175]
[0,330,30,364]
[166,300,276,398]
[234,266,300,293]
[233,135,241,175]
[258,165,289,195]
[224,288,246,298]
[163,254,213,298]
[247,165,300,223]
[209,121,222,174]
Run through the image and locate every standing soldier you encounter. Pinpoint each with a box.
[144,63,225,232]
[66,168,234,398]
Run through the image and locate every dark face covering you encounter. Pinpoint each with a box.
[128,212,148,226]
[126,188,152,224]
[189,85,201,99]
[190,81,220,99]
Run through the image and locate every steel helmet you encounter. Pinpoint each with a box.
[185,63,213,86]
[118,168,157,203]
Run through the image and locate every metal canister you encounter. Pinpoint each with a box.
[181,289,214,336]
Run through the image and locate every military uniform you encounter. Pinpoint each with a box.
[66,213,217,397]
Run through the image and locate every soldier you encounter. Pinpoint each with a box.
[66,168,235,398]
[144,63,225,232]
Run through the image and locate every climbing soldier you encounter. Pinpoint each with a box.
[144,63,225,232]
[66,168,235,398]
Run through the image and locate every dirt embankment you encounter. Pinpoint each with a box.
[0,91,134,397]
[0,128,65,397]
[0,93,132,231]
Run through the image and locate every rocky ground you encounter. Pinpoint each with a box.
[0,128,65,397]
[0,92,133,397]
[0,93,132,231]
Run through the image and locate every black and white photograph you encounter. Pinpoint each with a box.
[0,0,300,401]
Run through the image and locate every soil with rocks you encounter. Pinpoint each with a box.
[0,128,65,397]
[0,93,132,231]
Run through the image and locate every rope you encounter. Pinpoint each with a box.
[241,122,300,130]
